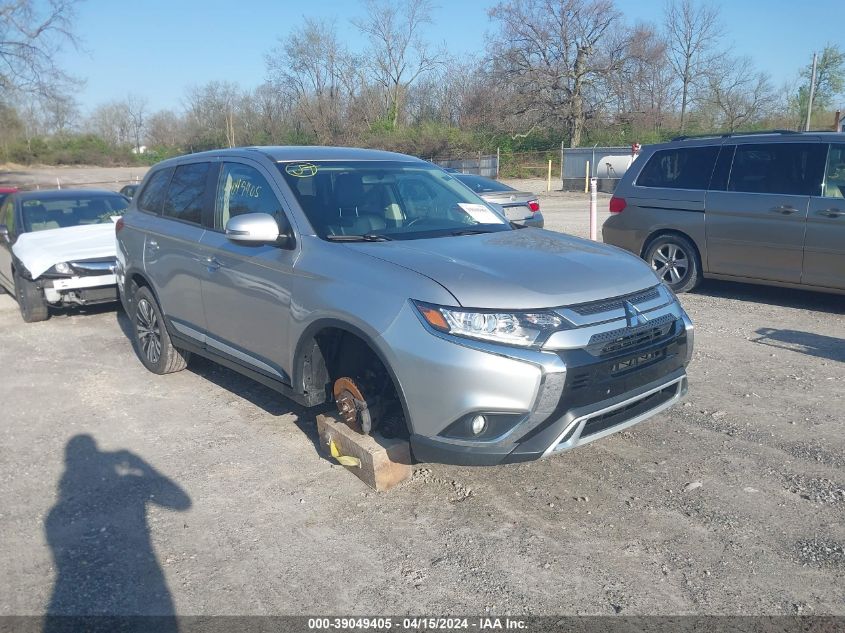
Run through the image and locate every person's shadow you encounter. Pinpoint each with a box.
[44,435,190,633]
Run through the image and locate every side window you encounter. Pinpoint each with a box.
[708,145,735,191]
[215,162,284,229]
[728,143,827,196]
[636,147,719,190]
[137,168,173,215]
[1,199,14,235]
[823,144,845,198]
[163,163,210,225]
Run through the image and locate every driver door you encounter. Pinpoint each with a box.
[199,160,299,384]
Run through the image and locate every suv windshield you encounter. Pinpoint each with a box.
[277,161,511,240]
[21,194,129,233]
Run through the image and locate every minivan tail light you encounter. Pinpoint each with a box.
[115,217,125,233]
[609,196,626,213]
[528,199,540,213]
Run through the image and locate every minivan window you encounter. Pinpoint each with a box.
[708,145,735,191]
[215,163,284,229]
[277,160,510,240]
[137,168,173,215]
[162,163,210,224]
[728,143,826,196]
[823,144,845,198]
[636,146,719,190]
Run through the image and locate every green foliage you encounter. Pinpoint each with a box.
[4,134,143,166]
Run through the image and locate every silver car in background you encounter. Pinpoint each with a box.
[453,173,544,228]
[116,146,693,465]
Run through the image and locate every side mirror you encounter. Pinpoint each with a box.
[225,213,280,245]
[0,225,9,242]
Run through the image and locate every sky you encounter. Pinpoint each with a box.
[56,0,844,115]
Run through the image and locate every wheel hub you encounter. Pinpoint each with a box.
[333,377,373,435]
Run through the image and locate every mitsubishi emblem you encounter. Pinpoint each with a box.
[623,300,648,328]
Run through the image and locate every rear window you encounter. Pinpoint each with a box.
[728,143,827,196]
[162,163,210,225]
[636,146,719,190]
[456,174,514,193]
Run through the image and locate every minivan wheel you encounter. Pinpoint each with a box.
[14,269,50,323]
[645,234,701,293]
[132,286,190,374]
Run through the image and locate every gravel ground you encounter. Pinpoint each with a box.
[0,167,844,617]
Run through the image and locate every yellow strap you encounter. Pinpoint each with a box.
[329,438,361,468]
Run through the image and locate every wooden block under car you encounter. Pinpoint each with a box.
[316,414,412,491]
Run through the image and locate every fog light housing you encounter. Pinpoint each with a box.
[439,412,527,441]
[471,415,487,435]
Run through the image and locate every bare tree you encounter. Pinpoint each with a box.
[146,109,184,148]
[664,0,721,133]
[125,94,148,152]
[0,0,79,96]
[705,56,775,132]
[353,0,444,129]
[489,0,624,147]
[86,101,132,146]
[266,19,358,143]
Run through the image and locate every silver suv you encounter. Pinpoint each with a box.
[116,147,694,465]
[603,131,845,294]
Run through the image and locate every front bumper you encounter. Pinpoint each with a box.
[42,274,118,305]
[381,295,693,466]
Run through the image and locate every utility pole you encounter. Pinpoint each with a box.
[805,52,818,132]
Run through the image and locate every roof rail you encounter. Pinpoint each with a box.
[671,129,801,142]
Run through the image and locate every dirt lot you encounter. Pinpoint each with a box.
[0,167,844,617]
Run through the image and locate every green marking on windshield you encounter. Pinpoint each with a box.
[285,162,318,177]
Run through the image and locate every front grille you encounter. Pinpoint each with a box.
[70,257,116,276]
[588,313,676,356]
[571,287,660,316]
[580,384,678,438]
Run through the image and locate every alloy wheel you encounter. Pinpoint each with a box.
[135,298,162,364]
[651,243,689,285]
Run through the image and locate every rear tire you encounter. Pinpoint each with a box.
[644,234,701,294]
[14,270,49,323]
[132,286,190,374]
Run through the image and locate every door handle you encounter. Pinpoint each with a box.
[769,206,797,215]
[146,239,159,250]
[204,256,222,271]
[816,208,844,218]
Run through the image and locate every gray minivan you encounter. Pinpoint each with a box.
[116,146,694,465]
[603,131,845,294]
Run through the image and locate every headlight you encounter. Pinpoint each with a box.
[413,301,566,347]
[52,262,72,275]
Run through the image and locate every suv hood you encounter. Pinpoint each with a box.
[12,222,117,279]
[353,229,659,309]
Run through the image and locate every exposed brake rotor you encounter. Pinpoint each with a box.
[333,377,373,435]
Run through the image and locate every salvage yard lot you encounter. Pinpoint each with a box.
[1,167,844,616]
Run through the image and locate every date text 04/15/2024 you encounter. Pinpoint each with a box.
[307,617,527,630]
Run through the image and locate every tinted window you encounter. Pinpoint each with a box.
[0,193,9,207]
[709,145,735,191]
[1,198,13,234]
[637,146,719,190]
[823,144,845,198]
[138,168,173,214]
[21,194,129,232]
[728,143,826,196]
[215,163,284,229]
[163,163,210,224]
[456,174,514,193]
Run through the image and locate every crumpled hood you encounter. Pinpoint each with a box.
[12,222,117,279]
[352,229,659,309]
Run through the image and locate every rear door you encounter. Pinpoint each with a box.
[198,159,299,384]
[705,142,827,283]
[803,143,845,290]
[142,161,216,340]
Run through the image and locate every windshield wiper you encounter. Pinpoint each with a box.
[325,233,392,242]
[448,228,495,237]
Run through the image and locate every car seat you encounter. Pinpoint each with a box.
[24,204,60,232]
